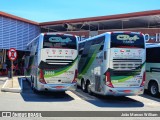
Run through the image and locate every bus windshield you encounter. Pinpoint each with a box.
[43,35,77,49]
[111,33,144,48]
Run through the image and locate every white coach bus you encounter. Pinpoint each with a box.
[24,33,78,92]
[145,43,160,97]
[78,31,146,96]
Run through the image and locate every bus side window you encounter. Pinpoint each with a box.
[79,42,85,55]
[91,36,105,51]
[35,38,39,55]
[83,40,92,55]
[99,45,104,51]
[146,47,160,63]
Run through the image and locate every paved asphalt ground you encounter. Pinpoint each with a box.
[0,78,160,120]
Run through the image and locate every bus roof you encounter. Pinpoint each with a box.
[27,32,79,46]
[79,31,143,43]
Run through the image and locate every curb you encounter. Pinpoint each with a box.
[1,77,24,93]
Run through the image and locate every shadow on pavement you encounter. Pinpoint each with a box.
[74,88,144,108]
[20,80,74,102]
[140,90,160,102]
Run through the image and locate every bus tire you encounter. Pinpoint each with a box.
[86,81,93,95]
[30,76,38,94]
[77,85,81,89]
[149,81,159,97]
[81,80,87,92]
[30,76,34,90]
[31,83,34,90]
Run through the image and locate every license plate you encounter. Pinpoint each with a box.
[55,86,65,89]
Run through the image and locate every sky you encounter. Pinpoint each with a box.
[0,0,160,22]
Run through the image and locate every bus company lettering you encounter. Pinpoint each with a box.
[49,37,72,43]
[117,35,139,41]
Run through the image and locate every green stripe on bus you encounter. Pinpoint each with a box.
[78,45,102,78]
[44,57,77,78]
[111,61,146,83]
[111,76,133,83]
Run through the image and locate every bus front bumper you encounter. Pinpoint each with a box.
[37,83,77,91]
[104,87,144,96]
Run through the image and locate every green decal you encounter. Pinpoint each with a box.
[111,76,133,83]
[44,57,77,78]
[78,44,103,79]
[111,61,146,83]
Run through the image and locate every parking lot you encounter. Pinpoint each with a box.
[0,78,160,112]
[0,78,160,120]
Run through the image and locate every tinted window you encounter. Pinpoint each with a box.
[91,36,105,46]
[78,42,85,55]
[43,35,77,49]
[146,47,160,63]
[111,33,144,48]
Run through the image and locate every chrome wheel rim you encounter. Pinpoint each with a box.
[151,85,157,95]
[87,84,91,93]
[82,82,85,90]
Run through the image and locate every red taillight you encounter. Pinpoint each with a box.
[140,72,146,87]
[39,69,46,84]
[106,72,114,88]
[72,69,78,83]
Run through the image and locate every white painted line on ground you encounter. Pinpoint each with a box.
[1,79,8,89]
[1,78,23,93]
[71,90,97,100]
[66,91,82,100]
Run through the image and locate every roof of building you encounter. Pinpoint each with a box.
[39,10,160,32]
[39,10,160,26]
[0,11,39,25]
[1,10,160,30]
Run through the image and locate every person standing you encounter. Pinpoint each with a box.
[2,62,7,75]
[0,62,2,75]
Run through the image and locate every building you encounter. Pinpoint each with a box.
[0,11,40,75]
[40,10,160,43]
[0,10,160,75]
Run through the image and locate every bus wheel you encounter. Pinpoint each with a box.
[30,76,34,90]
[81,80,86,92]
[31,82,34,90]
[86,81,93,95]
[149,82,159,97]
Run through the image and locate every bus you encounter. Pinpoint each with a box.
[78,31,146,96]
[24,33,78,92]
[145,43,160,97]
